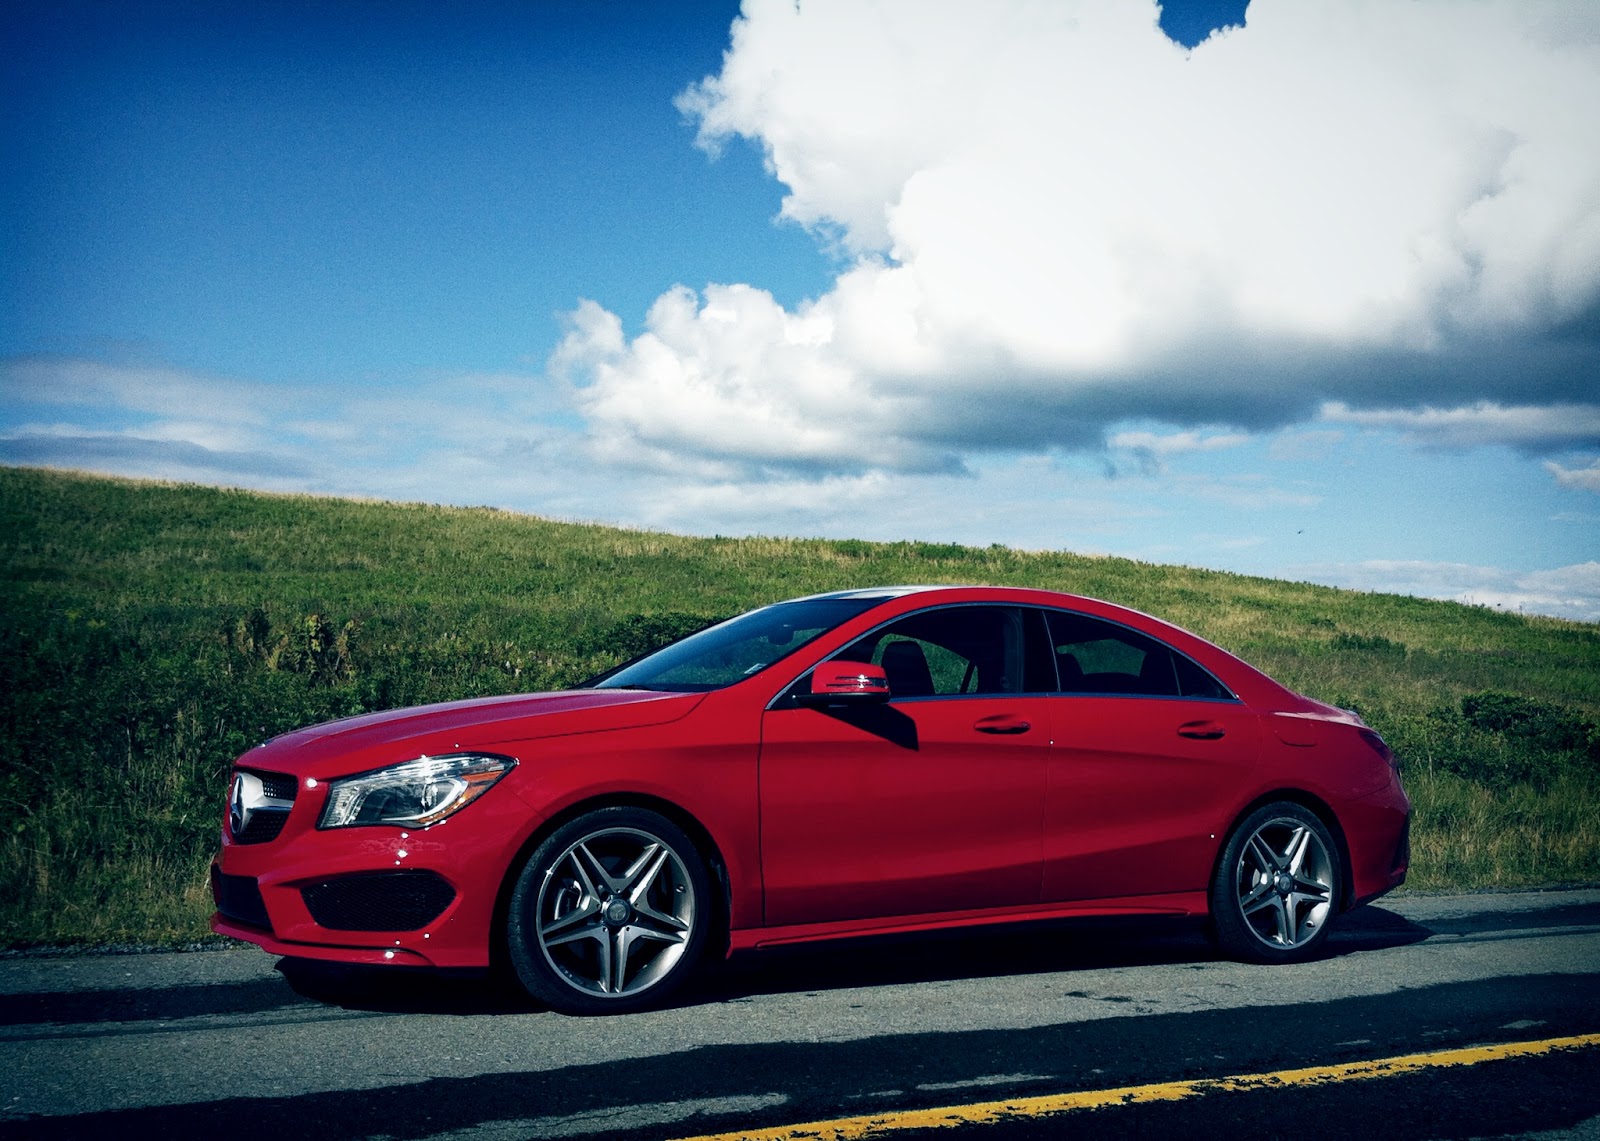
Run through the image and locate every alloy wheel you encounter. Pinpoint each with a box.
[1233,815,1335,950]
[533,826,697,999]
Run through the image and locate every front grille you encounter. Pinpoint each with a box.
[301,871,457,931]
[235,810,290,844]
[258,771,298,801]
[230,768,297,845]
[211,867,272,930]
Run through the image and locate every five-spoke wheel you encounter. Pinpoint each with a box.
[1210,802,1341,963]
[507,807,710,1014]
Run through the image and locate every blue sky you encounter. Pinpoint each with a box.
[4,0,1599,621]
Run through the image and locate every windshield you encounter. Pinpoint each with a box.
[591,597,884,692]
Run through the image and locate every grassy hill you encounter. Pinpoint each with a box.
[2,465,1597,947]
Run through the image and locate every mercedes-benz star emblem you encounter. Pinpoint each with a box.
[229,772,266,839]
[229,773,249,838]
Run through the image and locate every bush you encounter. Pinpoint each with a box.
[1396,691,1600,792]
[1461,691,1596,757]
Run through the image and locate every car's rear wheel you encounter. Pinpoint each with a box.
[507,806,710,1015]
[1210,801,1340,963]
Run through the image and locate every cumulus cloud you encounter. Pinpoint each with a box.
[559,0,1600,477]
[552,290,959,478]
[1293,559,1600,622]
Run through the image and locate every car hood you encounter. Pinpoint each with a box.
[240,688,704,777]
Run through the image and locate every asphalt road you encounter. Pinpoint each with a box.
[2,889,1598,1140]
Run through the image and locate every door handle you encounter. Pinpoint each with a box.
[1177,720,1226,740]
[974,716,1031,735]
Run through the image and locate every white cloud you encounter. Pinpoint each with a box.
[1321,400,1600,451]
[558,0,1600,478]
[1108,430,1249,457]
[553,288,955,478]
[1109,428,1249,474]
[633,471,896,533]
[0,356,579,501]
[2,356,282,425]
[1291,559,1600,622]
[1547,457,1600,492]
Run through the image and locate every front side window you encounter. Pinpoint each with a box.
[833,605,1048,698]
[1045,610,1231,699]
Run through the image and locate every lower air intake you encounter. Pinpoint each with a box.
[211,867,271,930]
[301,870,456,931]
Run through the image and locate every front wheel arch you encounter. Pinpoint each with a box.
[489,793,731,989]
[504,804,715,1013]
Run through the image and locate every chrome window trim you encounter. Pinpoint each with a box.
[767,601,1240,710]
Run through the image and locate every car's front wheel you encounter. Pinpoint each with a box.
[507,806,711,1015]
[1210,801,1341,963]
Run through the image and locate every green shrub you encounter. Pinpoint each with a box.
[1380,692,1599,792]
[1461,691,1596,757]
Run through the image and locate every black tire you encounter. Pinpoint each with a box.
[1210,801,1341,964]
[507,806,711,1015]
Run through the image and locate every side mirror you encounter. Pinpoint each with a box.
[800,660,892,705]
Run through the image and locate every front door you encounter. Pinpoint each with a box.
[759,605,1052,927]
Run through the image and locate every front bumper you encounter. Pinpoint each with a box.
[210,769,538,969]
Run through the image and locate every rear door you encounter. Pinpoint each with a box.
[1039,609,1262,903]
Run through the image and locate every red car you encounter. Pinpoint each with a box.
[212,585,1411,1014]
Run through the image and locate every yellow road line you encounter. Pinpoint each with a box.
[673,1032,1600,1141]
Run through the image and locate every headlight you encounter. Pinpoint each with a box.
[317,753,516,829]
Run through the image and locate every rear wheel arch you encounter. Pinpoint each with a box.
[1213,789,1354,913]
[1208,794,1348,963]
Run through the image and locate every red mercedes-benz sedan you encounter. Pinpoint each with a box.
[212,585,1410,1014]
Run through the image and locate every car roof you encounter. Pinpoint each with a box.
[785,585,958,602]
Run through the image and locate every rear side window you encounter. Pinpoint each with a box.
[1043,610,1232,700]
[1172,651,1232,700]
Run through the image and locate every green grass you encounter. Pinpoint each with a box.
[2,465,1597,947]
